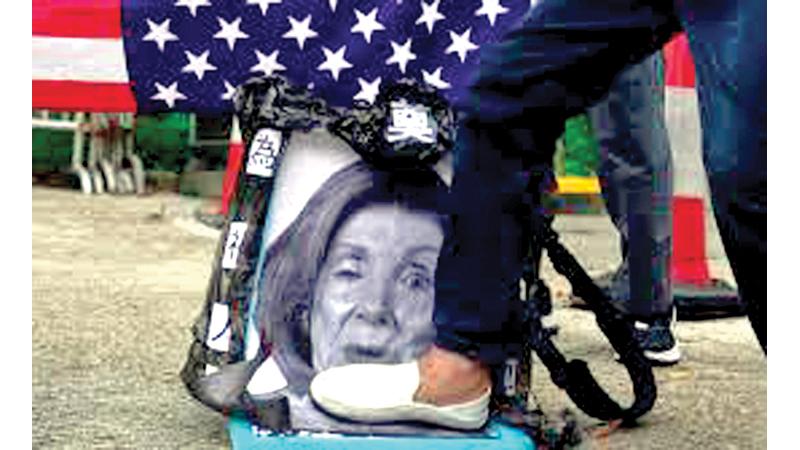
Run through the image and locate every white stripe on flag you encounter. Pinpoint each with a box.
[32,36,128,83]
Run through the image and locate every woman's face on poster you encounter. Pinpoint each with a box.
[310,204,443,371]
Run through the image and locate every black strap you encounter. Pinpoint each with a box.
[527,217,657,424]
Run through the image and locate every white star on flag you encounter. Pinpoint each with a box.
[250,49,286,76]
[386,38,417,74]
[354,76,381,104]
[221,80,237,101]
[181,50,217,80]
[445,28,478,63]
[151,81,187,108]
[142,18,179,52]
[214,17,249,51]
[416,0,446,34]
[421,67,451,89]
[246,0,283,16]
[174,0,210,17]
[475,0,510,27]
[283,15,318,50]
[317,46,353,81]
[351,8,385,44]
[96,0,536,113]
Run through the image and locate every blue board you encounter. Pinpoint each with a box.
[228,417,535,450]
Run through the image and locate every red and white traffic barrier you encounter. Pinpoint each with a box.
[663,34,742,317]
[220,116,245,215]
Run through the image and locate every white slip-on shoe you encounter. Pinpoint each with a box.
[309,362,491,430]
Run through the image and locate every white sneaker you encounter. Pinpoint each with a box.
[309,361,491,430]
[634,308,682,366]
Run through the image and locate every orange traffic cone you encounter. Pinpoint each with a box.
[664,35,743,319]
[671,196,710,285]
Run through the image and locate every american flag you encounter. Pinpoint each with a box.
[33,0,536,113]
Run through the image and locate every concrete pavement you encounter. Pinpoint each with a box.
[32,187,765,449]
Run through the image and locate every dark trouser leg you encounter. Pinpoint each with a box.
[433,0,683,365]
[679,1,766,351]
[589,53,674,319]
[435,0,766,361]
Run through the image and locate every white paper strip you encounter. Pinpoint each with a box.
[246,128,283,178]
[221,222,248,269]
[206,303,231,352]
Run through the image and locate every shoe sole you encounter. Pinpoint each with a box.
[646,308,682,366]
[644,345,682,366]
[615,342,682,366]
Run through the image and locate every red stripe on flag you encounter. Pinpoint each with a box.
[33,80,136,112]
[33,0,122,39]
[663,33,696,88]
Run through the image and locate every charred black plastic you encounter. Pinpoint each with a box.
[181,75,338,426]
[181,75,657,433]
[524,215,657,424]
[330,79,456,170]
[234,75,340,135]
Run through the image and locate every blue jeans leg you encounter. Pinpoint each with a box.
[433,1,682,365]
[433,0,766,362]
[589,52,674,319]
[679,1,766,350]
